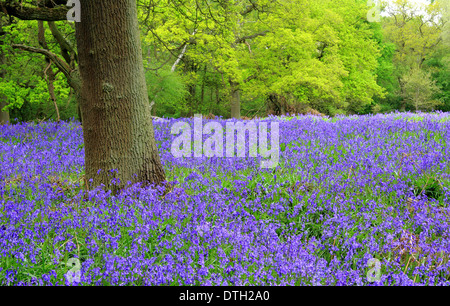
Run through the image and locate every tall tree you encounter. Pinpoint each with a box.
[75,0,165,190]
[382,0,445,110]
[244,0,384,115]
[400,66,441,111]
[2,0,166,190]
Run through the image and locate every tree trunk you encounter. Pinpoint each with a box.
[230,81,241,119]
[0,100,9,125]
[398,76,406,111]
[38,21,60,122]
[279,95,287,116]
[201,65,206,107]
[184,57,197,116]
[188,84,196,116]
[66,69,82,123]
[75,0,165,191]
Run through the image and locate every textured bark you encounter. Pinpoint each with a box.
[0,100,8,125]
[230,81,241,119]
[75,0,165,191]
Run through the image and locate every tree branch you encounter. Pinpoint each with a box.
[241,5,255,16]
[48,21,78,65]
[12,43,71,78]
[244,74,257,83]
[171,29,197,72]
[241,1,259,16]
[0,1,68,21]
[42,0,68,8]
[235,30,269,44]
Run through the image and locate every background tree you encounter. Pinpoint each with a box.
[138,0,274,118]
[1,0,449,120]
[426,0,450,111]
[400,66,441,111]
[368,21,398,113]
[382,0,445,111]
[244,0,384,116]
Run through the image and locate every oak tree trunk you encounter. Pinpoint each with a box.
[75,0,165,191]
[0,100,9,125]
[230,81,241,119]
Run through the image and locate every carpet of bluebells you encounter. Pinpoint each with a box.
[1,112,450,286]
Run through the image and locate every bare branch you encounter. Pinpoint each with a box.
[0,1,68,21]
[171,29,197,72]
[235,30,269,44]
[12,44,71,78]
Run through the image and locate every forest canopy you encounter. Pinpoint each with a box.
[0,0,449,123]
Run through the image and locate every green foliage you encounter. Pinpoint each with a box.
[2,0,450,120]
[366,22,398,114]
[424,47,450,111]
[381,0,446,112]
[0,19,76,122]
[145,67,189,118]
